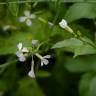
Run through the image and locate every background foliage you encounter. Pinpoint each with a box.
[0,0,96,96]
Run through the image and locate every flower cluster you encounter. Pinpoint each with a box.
[16,40,51,78]
[14,10,74,79]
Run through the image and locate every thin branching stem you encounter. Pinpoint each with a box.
[0,1,35,5]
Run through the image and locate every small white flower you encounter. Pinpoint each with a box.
[3,25,10,31]
[28,70,35,78]
[17,43,29,52]
[3,25,17,31]
[41,55,51,66]
[19,16,26,22]
[32,40,38,47]
[26,19,32,26]
[19,10,36,26]
[59,19,67,29]
[28,60,35,78]
[59,19,74,33]
[16,43,29,62]
[16,51,26,62]
[35,53,51,67]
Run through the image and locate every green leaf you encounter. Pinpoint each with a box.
[74,37,96,57]
[90,76,96,96]
[79,72,95,96]
[74,43,96,57]
[79,74,96,96]
[52,38,83,49]
[52,37,96,57]
[64,3,96,23]
[81,37,95,45]
[65,55,96,72]
[0,80,7,91]
[0,32,33,55]
[0,17,50,55]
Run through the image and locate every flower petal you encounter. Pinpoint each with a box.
[17,43,22,50]
[32,40,38,46]
[22,47,29,52]
[19,16,26,22]
[28,70,35,78]
[16,51,21,58]
[3,25,10,31]
[26,19,32,26]
[42,59,49,65]
[19,56,26,62]
[41,61,44,66]
[59,19,67,29]
[43,55,51,59]
[24,10,30,17]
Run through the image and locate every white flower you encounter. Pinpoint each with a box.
[16,51,26,62]
[59,19,74,33]
[3,25,10,31]
[19,10,36,26]
[16,43,29,62]
[28,70,35,78]
[32,40,38,47]
[41,55,51,66]
[3,25,17,31]
[35,53,51,66]
[59,19,67,29]
[28,60,35,78]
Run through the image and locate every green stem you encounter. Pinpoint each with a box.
[35,53,43,60]
[38,17,47,24]
[31,54,34,71]
[0,60,18,68]
[79,37,96,49]
[0,1,35,5]
[71,30,96,49]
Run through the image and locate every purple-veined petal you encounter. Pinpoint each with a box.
[43,55,51,59]
[16,51,21,58]
[22,47,29,52]
[19,56,26,62]
[24,10,30,17]
[42,59,49,65]
[28,70,35,78]
[32,40,38,46]
[19,16,26,22]
[26,19,32,26]
[59,19,67,29]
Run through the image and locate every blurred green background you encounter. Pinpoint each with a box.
[1,0,96,96]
